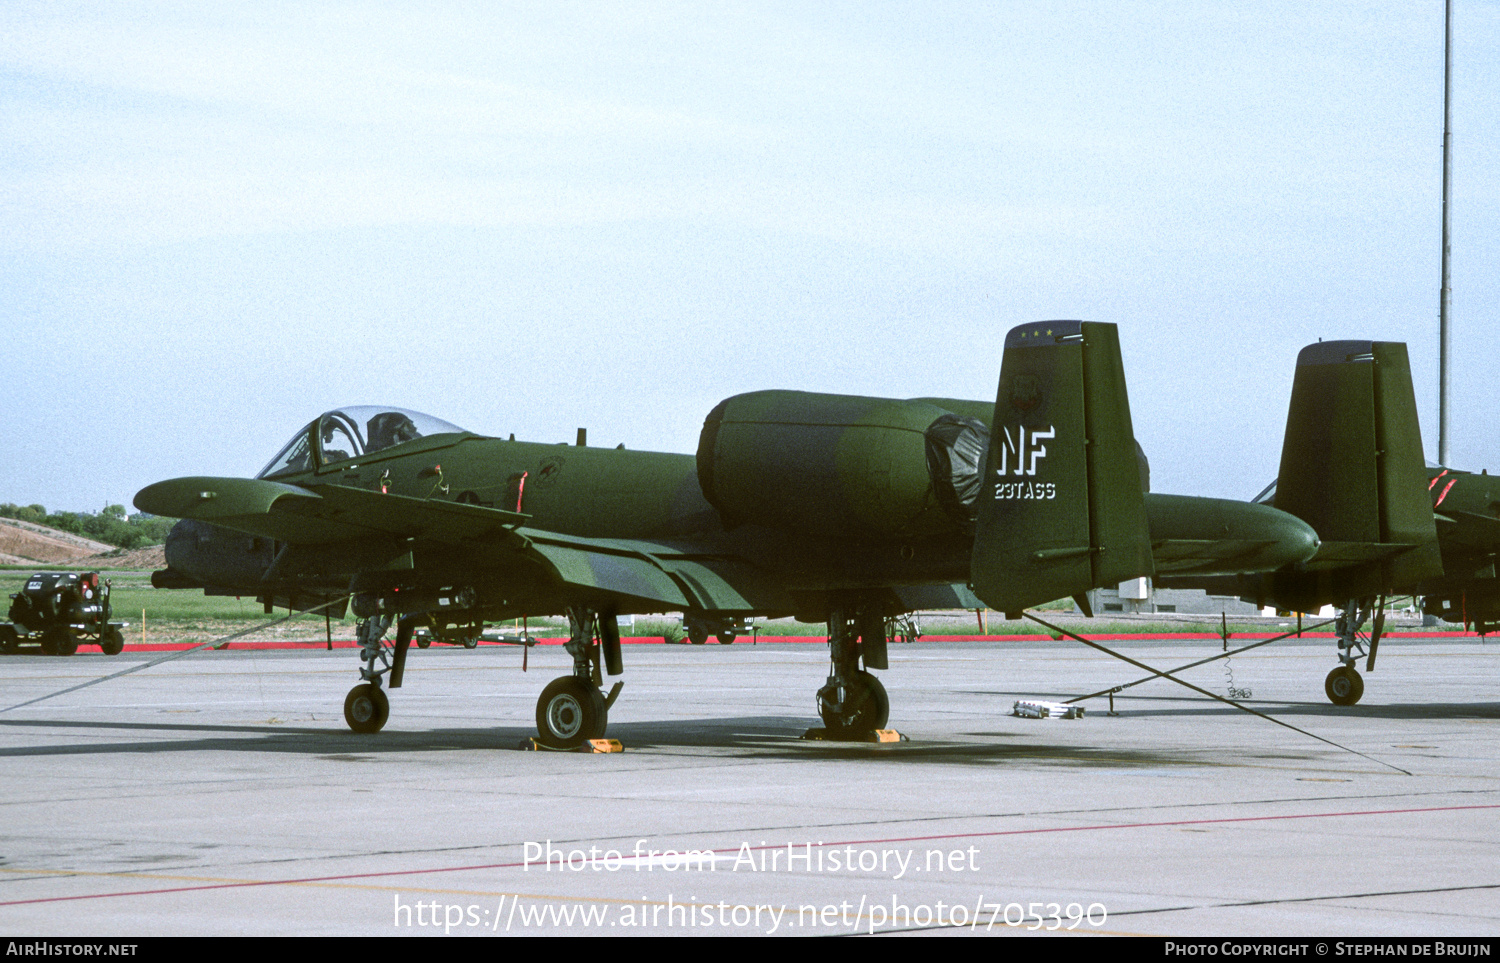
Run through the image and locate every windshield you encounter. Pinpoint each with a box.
[257,407,468,478]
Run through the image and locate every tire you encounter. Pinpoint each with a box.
[0,625,18,655]
[462,634,478,649]
[43,627,76,656]
[716,630,736,645]
[100,626,124,656]
[687,625,708,645]
[818,671,889,736]
[344,684,390,733]
[536,676,607,749]
[1325,665,1364,706]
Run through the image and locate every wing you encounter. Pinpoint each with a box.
[136,476,790,612]
[135,476,530,544]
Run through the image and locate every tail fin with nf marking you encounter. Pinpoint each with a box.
[970,321,1153,616]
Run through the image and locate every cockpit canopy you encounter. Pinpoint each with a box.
[257,407,467,479]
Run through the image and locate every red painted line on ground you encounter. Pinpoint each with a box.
[93,628,1485,653]
[4,803,1496,908]
[928,631,1487,641]
[112,637,731,652]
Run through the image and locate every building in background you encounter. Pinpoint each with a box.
[1077,579,1262,617]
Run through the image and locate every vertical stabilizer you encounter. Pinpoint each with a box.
[1274,340,1442,599]
[970,321,1153,614]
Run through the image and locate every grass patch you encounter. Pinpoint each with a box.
[107,588,356,623]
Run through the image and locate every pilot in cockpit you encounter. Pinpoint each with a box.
[366,412,420,454]
[321,422,353,465]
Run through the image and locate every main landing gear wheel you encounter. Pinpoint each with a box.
[100,626,124,656]
[344,683,390,733]
[818,670,889,738]
[536,676,608,749]
[1325,665,1364,706]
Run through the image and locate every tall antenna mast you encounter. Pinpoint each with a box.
[1438,0,1453,466]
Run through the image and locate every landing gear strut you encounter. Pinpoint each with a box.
[343,614,400,733]
[814,606,890,738]
[534,607,618,749]
[1326,598,1380,706]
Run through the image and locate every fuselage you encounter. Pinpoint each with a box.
[162,428,981,620]
[163,439,1320,624]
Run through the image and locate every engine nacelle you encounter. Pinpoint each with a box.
[697,390,987,539]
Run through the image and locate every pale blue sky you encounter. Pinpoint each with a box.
[2,1,1495,511]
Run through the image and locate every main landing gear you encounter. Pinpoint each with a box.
[813,605,890,739]
[1324,597,1383,706]
[534,606,622,749]
[336,601,623,746]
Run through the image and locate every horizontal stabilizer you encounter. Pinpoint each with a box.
[1435,508,1500,548]
[1296,540,1426,569]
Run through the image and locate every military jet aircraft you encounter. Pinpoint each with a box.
[137,321,1318,747]
[1158,340,1449,705]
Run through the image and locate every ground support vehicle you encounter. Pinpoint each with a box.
[2,572,126,656]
